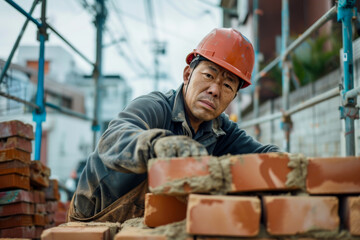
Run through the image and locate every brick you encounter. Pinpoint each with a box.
[0,226,37,238]
[30,160,51,176]
[0,174,30,190]
[0,160,30,176]
[0,136,32,153]
[0,215,33,229]
[34,190,46,203]
[46,201,58,213]
[186,194,261,237]
[45,179,60,200]
[144,193,187,227]
[0,189,34,204]
[227,153,301,192]
[306,156,360,194]
[45,213,55,226]
[0,120,34,140]
[61,221,121,239]
[0,149,31,163]
[41,226,110,240]
[34,213,46,226]
[263,196,339,235]
[36,203,47,213]
[0,202,35,217]
[148,156,222,195]
[30,161,50,188]
[114,227,166,240]
[344,197,360,236]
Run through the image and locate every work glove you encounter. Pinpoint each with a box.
[153,135,208,158]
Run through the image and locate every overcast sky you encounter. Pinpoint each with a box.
[0,0,222,98]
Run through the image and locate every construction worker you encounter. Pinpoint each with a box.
[67,28,280,223]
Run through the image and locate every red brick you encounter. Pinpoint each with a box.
[30,161,50,188]
[0,148,31,163]
[114,227,167,240]
[0,202,35,217]
[306,156,360,194]
[36,203,47,213]
[34,190,46,203]
[0,160,30,176]
[186,194,261,237]
[263,196,339,235]
[148,156,222,194]
[41,226,111,240]
[0,189,34,204]
[0,136,32,153]
[0,174,30,190]
[344,196,360,236]
[144,193,187,227]
[228,153,299,192]
[0,215,33,229]
[33,213,46,226]
[0,225,37,238]
[0,120,34,140]
[45,213,55,226]
[45,179,60,200]
[46,201,58,213]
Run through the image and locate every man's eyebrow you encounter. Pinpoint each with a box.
[224,71,236,82]
[207,65,219,73]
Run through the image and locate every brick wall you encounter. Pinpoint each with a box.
[42,154,360,239]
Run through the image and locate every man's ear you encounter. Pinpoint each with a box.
[183,65,191,85]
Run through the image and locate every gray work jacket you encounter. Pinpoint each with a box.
[74,84,280,217]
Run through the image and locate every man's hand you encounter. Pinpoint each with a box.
[153,136,208,158]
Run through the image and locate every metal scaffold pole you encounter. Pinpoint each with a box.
[0,0,39,85]
[33,0,48,161]
[92,0,106,150]
[252,0,261,141]
[281,0,291,152]
[338,0,359,156]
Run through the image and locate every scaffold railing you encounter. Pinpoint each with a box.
[241,0,359,156]
[3,0,98,161]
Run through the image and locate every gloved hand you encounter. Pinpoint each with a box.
[153,135,208,158]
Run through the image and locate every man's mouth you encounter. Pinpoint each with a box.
[199,99,216,110]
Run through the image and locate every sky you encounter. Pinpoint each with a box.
[0,0,222,98]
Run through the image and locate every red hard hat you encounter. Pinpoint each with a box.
[186,28,254,89]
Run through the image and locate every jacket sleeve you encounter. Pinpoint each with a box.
[213,114,281,156]
[97,93,174,174]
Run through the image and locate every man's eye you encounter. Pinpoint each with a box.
[203,73,213,79]
[224,83,233,91]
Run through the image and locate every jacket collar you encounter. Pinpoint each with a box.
[171,84,225,137]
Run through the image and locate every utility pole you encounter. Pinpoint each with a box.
[92,0,106,150]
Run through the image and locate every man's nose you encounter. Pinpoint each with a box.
[207,82,221,97]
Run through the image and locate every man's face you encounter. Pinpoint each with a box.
[182,60,239,131]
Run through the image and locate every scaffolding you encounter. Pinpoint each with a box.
[1,0,359,160]
[2,0,106,160]
[243,0,359,156]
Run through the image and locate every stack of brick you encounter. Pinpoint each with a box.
[36,152,360,240]
[0,120,62,239]
[136,153,360,239]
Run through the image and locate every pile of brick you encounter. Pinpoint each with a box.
[0,120,63,239]
[40,152,360,240]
